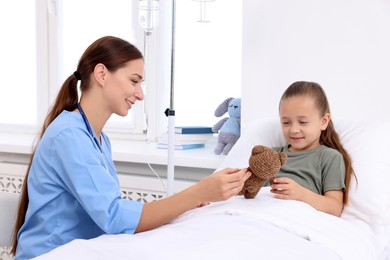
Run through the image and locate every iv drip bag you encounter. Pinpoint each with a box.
[139,0,159,35]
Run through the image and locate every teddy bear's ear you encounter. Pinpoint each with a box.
[278,152,288,165]
[251,145,266,155]
[214,97,234,117]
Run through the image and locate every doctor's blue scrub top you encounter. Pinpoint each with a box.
[15,110,144,260]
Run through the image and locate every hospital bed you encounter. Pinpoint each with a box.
[28,118,390,259]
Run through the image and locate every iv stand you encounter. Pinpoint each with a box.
[165,0,176,196]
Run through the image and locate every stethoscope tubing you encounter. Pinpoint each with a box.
[77,103,103,153]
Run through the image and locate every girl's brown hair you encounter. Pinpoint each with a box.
[279,81,355,204]
[10,36,143,255]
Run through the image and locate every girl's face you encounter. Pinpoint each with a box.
[104,58,144,117]
[279,95,329,152]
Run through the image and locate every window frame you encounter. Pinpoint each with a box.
[0,0,153,140]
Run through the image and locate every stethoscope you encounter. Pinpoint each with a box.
[77,103,102,153]
[77,103,109,171]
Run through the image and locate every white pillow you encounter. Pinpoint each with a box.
[216,118,390,226]
[336,120,390,225]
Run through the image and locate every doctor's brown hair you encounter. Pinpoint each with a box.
[11,36,143,255]
[279,81,355,205]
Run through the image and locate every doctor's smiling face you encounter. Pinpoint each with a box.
[103,58,144,117]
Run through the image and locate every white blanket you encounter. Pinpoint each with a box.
[35,188,380,260]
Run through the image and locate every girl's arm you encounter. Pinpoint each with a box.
[135,167,251,233]
[270,177,344,216]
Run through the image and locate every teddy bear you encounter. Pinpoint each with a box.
[212,97,241,155]
[238,145,288,199]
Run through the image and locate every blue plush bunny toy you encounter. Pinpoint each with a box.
[212,97,241,155]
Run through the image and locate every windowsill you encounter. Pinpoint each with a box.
[0,133,225,170]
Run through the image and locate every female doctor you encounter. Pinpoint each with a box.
[11,36,251,259]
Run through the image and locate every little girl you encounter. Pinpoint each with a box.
[270,81,354,217]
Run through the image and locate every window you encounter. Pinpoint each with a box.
[0,1,37,127]
[0,0,242,142]
[0,0,144,136]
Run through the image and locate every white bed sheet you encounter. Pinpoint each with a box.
[35,188,381,260]
[35,118,390,259]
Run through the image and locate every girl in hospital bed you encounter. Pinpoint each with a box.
[10,36,251,260]
[270,81,354,217]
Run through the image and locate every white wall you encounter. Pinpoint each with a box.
[241,0,390,125]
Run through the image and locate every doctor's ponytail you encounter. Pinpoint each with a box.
[9,73,80,256]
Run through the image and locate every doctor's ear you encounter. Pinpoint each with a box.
[93,63,108,85]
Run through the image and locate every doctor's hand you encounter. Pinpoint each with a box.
[195,168,251,204]
[136,168,250,233]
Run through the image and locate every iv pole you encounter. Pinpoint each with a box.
[166,0,214,196]
[165,0,176,196]
[141,1,211,197]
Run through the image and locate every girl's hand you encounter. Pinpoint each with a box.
[270,177,304,200]
[270,177,344,216]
